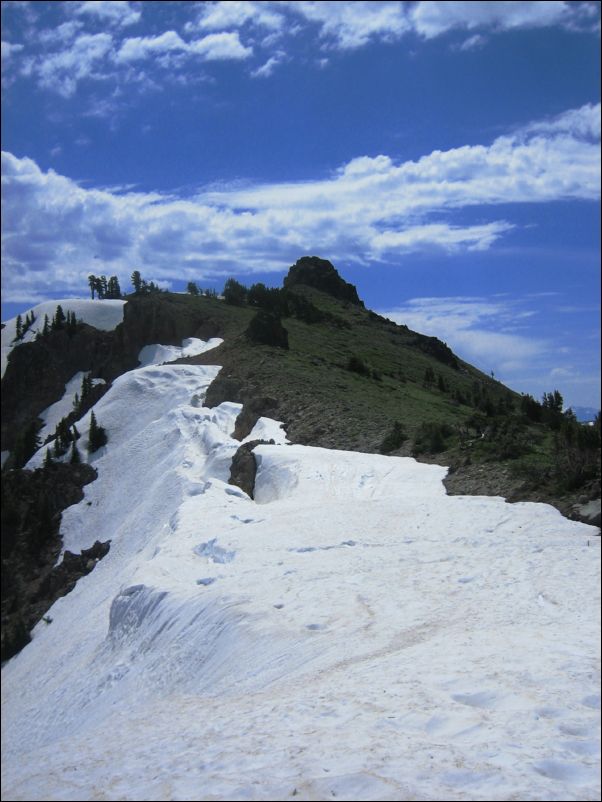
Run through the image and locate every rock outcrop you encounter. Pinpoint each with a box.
[284,256,364,307]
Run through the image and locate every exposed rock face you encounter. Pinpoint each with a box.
[1,462,99,662]
[283,256,364,307]
[233,397,278,441]
[38,540,111,601]
[413,335,459,369]
[228,440,273,498]
[1,326,115,452]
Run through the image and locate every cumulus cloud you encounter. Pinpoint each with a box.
[115,30,252,63]
[188,32,253,61]
[190,1,284,33]
[289,1,409,49]
[114,31,187,63]
[1,103,600,302]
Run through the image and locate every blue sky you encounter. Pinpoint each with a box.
[1,1,600,408]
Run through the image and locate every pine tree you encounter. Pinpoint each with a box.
[423,366,435,386]
[187,281,200,295]
[52,305,66,330]
[107,276,121,298]
[42,314,50,337]
[73,392,80,411]
[80,374,92,402]
[131,270,142,293]
[66,311,77,336]
[44,449,54,468]
[15,314,23,341]
[12,422,41,468]
[88,411,108,453]
[88,274,97,299]
[69,442,81,464]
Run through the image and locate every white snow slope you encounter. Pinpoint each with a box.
[1,299,126,378]
[1,339,600,802]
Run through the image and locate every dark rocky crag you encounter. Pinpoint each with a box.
[1,462,105,662]
[284,256,364,307]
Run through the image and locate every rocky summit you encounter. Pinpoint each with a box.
[283,255,364,307]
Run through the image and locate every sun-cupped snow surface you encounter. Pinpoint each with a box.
[1,299,126,377]
[138,337,223,367]
[2,349,600,802]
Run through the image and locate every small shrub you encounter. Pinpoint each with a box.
[346,355,370,377]
[380,422,407,454]
[412,421,453,455]
[246,311,289,349]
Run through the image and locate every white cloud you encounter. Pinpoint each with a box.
[369,221,514,256]
[1,104,600,302]
[250,51,287,78]
[71,1,141,27]
[378,296,547,375]
[191,1,284,33]
[521,102,601,140]
[115,30,252,63]
[188,32,252,61]
[203,102,601,216]
[115,31,187,63]
[37,21,83,46]
[290,1,409,49]
[409,1,575,39]
[1,40,24,62]
[456,33,487,51]
[29,32,113,97]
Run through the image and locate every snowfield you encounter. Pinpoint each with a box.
[1,336,600,802]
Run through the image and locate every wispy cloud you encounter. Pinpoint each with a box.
[26,32,114,97]
[250,51,287,78]
[408,1,578,39]
[378,296,546,375]
[1,40,24,62]
[70,1,141,28]
[377,293,600,406]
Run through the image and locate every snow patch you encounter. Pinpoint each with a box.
[1,299,126,378]
[138,337,223,367]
